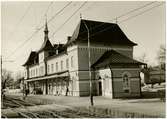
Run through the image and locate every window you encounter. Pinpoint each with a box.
[48,65,50,73]
[36,68,38,76]
[30,70,31,77]
[123,74,130,93]
[66,58,69,69]
[25,71,26,77]
[51,64,54,73]
[56,62,58,72]
[31,70,32,77]
[31,70,33,77]
[61,60,63,71]
[71,56,74,68]
[41,66,43,75]
[34,69,35,77]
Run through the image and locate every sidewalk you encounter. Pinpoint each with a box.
[7,93,166,117]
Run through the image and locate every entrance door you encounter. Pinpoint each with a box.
[99,82,102,96]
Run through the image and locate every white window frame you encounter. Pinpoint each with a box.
[51,64,54,73]
[122,72,131,93]
[56,62,58,72]
[66,58,69,69]
[71,56,74,68]
[61,60,63,71]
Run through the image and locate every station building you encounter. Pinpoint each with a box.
[23,19,145,98]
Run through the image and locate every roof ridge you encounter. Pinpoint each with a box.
[92,49,145,68]
[81,19,116,24]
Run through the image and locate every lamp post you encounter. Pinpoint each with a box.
[83,20,94,106]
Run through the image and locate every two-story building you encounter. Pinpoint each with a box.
[23,19,145,98]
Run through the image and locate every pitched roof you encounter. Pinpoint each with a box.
[38,21,54,52]
[92,50,145,68]
[66,19,137,46]
[38,39,54,52]
[23,51,38,66]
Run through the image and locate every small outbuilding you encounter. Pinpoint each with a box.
[92,50,145,98]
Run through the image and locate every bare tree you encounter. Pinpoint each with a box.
[157,44,165,70]
[138,53,148,63]
[1,69,14,90]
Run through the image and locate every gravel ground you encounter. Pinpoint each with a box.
[2,93,166,118]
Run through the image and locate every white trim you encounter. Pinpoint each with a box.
[67,45,78,52]
[26,72,69,82]
[78,45,132,51]
[112,68,140,70]
[113,78,123,81]
[122,71,131,77]
[78,80,98,83]
[131,78,140,81]
[113,77,140,82]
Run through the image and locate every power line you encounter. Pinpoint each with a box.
[80,2,164,42]
[36,1,72,43]
[51,2,87,38]
[79,1,157,36]
[120,2,164,23]
[117,1,156,19]
[35,1,54,30]
[6,1,54,59]
[37,1,73,31]
[6,30,39,59]
[5,2,73,60]
[9,2,33,38]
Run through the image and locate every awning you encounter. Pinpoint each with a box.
[26,71,69,82]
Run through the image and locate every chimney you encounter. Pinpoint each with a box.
[67,36,71,41]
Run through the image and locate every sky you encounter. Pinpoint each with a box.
[1,1,166,74]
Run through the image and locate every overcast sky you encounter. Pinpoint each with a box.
[1,1,166,73]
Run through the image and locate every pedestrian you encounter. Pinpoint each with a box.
[25,88,29,97]
[66,87,69,96]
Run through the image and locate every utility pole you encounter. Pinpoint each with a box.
[83,20,94,106]
[1,55,14,108]
[1,56,3,108]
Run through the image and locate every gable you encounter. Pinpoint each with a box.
[67,19,137,46]
[38,39,54,52]
[23,51,38,66]
[92,50,145,69]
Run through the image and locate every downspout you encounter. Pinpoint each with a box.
[26,66,29,91]
[44,58,48,94]
[109,65,114,98]
[139,69,142,98]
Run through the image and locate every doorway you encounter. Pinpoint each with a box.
[99,81,102,96]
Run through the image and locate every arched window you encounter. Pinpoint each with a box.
[122,73,130,93]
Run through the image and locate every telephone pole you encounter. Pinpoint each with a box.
[1,55,14,108]
[83,20,94,106]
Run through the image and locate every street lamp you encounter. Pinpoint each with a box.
[83,20,94,106]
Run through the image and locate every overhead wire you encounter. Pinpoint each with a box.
[51,1,87,38]
[37,1,73,31]
[6,1,163,60]
[119,2,164,23]
[9,2,33,39]
[6,2,73,60]
[78,1,157,36]
[35,1,54,30]
[5,2,53,60]
[116,1,156,19]
[79,2,164,42]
